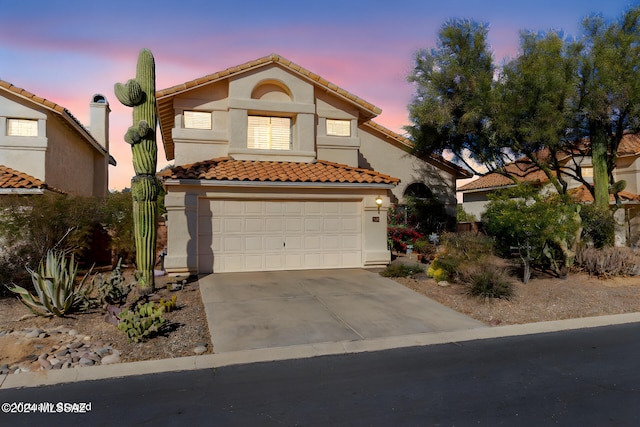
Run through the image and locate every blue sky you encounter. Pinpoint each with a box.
[0,0,636,189]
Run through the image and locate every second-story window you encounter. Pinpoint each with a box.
[183,111,212,130]
[326,119,351,137]
[7,118,38,136]
[247,116,291,150]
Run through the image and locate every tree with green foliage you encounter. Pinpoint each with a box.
[408,7,640,247]
[482,184,582,283]
[407,19,500,174]
[114,49,159,292]
[574,7,640,207]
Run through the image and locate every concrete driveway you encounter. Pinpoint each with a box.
[199,268,485,352]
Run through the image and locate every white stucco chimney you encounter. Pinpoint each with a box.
[89,93,110,151]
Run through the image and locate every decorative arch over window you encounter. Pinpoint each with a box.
[403,182,433,199]
[251,80,292,102]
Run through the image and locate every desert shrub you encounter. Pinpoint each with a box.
[456,204,477,222]
[427,263,449,281]
[380,263,424,277]
[0,194,102,262]
[6,250,94,316]
[460,264,514,300]
[575,246,640,277]
[0,192,136,291]
[103,191,136,264]
[413,238,437,259]
[482,184,581,281]
[580,204,615,248]
[431,232,494,278]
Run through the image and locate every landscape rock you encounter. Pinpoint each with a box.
[101,354,121,365]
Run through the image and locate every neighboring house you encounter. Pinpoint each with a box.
[458,133,640,245]
[0,80,114,197]
[158,54,471,275]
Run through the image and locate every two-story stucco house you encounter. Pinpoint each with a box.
[158,54,471,275]
[0,80,113,197]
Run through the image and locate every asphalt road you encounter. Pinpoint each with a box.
[2,323,640,426]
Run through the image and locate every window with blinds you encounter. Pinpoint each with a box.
[184,111,212,130]
[247,116,291,150]
[326,119,351,137]
[7,119,38,136]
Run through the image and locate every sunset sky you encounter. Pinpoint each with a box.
[0,0,636,190]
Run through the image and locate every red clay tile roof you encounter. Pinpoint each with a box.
[157,54,382,160]
[460,133,640,192]
[567,185,640,204]
[0,80,107,155]
[0,165,64,193]
[458,158,550,191]
[618,132,640,156]
[160,157,400,185]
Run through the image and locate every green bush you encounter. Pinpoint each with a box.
[6,250,94,316]
[580,204,615,248]
[0,192,135,292]
[462,264,514,300]
[380,263,424,277]
[482,184,581,281]
[430,232,495,281]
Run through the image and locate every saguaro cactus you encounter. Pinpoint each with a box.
[114,49,158,292]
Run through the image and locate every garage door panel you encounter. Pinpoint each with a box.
[286,218,303,233]
[342,217,360,232]
[285,236,303,249]
[222,236,243,252]
[342,235,361,250]
[199,199,363,273]
[323,218,340,232]
[305,218,323,232]
[223,218,243,233]
[244,236,263,251]
[245,218,264,233]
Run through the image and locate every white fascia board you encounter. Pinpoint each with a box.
[164,179,395,190]
[0,188,45,195]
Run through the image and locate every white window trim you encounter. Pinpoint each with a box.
[326,119,351,137]
[7,118,38,136]
[247,116,291,150]
[183,111,212,130]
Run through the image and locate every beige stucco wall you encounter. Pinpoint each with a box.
[0,91,109,197]
[358,126,458,217]
[44,117,96,196]
[0,95,48,181]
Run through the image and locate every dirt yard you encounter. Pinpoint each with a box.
[1,264,639,374]
[394,271,640,326]
[0,270,212,374]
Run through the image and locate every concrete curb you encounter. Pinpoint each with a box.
[3,312,640,390]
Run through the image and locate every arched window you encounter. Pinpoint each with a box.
[404,182,433,199]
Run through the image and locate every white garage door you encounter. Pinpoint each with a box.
[198,199,363,273]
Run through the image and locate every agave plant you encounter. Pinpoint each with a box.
[7,250,93,317]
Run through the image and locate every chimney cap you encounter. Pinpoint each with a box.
[92,94,108,104]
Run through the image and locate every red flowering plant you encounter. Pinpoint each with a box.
[387,204,423,252]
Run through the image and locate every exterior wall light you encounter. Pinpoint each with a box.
[375,196,383,213]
